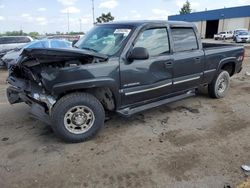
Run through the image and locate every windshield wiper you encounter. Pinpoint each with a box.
[81,47,98,53]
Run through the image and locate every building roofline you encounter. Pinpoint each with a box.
[168,5,250,22]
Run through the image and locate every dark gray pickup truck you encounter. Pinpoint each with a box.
[7,21,244,142]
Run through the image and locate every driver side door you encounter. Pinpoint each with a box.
[120,27,174,106]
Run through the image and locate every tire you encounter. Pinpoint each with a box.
[51,92,105,143]
[208,70,230,99]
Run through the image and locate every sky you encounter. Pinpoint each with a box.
[0,0,250,34]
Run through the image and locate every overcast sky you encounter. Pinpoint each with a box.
[0,0,249,33]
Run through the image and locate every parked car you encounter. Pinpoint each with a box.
[235,31,250,43]
[1,39,72,68]
[233,29,248,41]
[47,35,81,42]
[0,36,33,68]
[214,31,233,40]
[6,21,244,143]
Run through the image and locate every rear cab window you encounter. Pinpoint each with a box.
[170,27,198,52]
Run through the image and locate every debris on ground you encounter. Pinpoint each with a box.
[242,165,250,172]
[224,183,232,188]
[1,137,9,141]
[245,72,250,76]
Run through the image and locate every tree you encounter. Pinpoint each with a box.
[179,0,192,14]
[68,31,85,35]
[1,30,27,36]
[96,12,114,24]
[29,32,39,38]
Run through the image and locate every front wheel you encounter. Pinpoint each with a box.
[51,93,105,143]
[208,70,230,99]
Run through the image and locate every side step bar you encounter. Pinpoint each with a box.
[117,90,195,116]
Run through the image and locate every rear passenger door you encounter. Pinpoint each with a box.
[170,27,204,92]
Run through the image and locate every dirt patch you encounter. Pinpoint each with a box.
[7,148,26,159]
[159,105,200,114]
[100,170,156,188]
[157,152,200,181]
[158,130,200,146]
[210,117,248,138]
[241,86,250,94]
[174,106,200,114]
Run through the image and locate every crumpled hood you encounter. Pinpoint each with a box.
[18,48,109,65]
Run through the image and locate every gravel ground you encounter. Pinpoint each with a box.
[0,49,250,188]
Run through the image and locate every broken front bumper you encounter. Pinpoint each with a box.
[6,76,56,125]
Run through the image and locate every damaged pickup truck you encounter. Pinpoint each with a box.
[7,21,244,142]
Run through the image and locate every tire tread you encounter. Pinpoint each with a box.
[51,92,105,143]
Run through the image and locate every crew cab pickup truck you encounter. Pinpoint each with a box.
[7,21,244,142]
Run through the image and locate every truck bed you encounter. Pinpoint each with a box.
[202,42,241,49]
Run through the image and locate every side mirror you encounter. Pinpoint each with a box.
[128,47,149,62]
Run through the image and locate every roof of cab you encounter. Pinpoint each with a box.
[97,20,195,27]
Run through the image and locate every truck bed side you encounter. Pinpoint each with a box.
[202,42,244,84]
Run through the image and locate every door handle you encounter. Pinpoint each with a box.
[194,57,201,63]
[164,61,173,68]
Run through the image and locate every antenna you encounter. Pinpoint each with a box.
[79,19,82,32]
[92,0,95,25]
[67,8,70,33]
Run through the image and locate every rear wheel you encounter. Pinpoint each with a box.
[51,92,105,143]
[208,70,230,99]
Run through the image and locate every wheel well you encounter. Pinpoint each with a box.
[86,87,116,111]
[221,62,235,76]
[58,87,116,111]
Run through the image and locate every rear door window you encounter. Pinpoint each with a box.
[171,27,198,52]
[16,37,32,43]
[0,37,15,44]
[0,37,31,44]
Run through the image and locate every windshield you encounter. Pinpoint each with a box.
[24,40,46,48]
[238,31,249,35]
[75,25,133,56]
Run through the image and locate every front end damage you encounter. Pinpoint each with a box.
[7,79,56,124]
[6,48,108,124]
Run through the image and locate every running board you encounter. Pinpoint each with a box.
[117,90,195,116]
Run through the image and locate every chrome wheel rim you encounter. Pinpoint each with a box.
[64,106,95,134]
[217,75,229,94]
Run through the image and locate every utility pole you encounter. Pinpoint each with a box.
[67,8,70,33]
[79,19,82,32]
[92,0,95,25]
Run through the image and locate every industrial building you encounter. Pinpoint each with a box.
[168,5,250,38]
